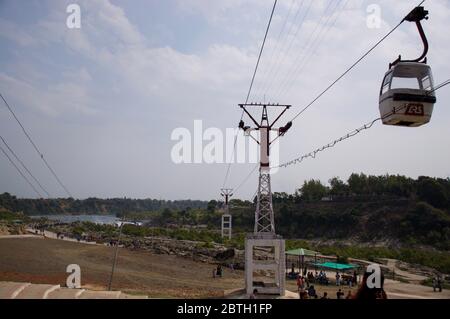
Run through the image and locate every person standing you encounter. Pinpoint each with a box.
[297,275,305,292]
[437,276,443,292]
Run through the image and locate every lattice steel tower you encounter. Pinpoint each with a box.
[220,188,233,239]
[239,102,292,296]
[239,103,292,236]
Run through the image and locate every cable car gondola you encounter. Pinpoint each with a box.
[379,6,436,127]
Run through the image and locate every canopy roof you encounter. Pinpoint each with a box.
[285,248,319,257]
[314,262,359,270]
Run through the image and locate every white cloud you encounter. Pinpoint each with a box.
[0,18,38,46]
[0,0,449,199]
[0,69,96,116]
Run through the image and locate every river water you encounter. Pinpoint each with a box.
[30,214,120,225]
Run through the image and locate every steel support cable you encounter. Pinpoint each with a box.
[268,0,427,151]
[0,92,73,197]
[255,0,311,101]
[233,163,259,193]
[273,0,350,101]
[273,73,450,169]
[261,0,328,101]
[222,0,278,189]
[0,143,42,197]
[286,0,426,124]
[265,0,339,100]
[429,79,450,93]
[0,137,75,214]
[0,135,51,197]
[272,104,408,169]
[252,0,298,101]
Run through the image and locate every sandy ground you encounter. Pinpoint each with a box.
[0,236,449,299]
[0,237,243,298]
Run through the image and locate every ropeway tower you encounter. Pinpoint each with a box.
[220,188,233,240]
[238,102,292,296]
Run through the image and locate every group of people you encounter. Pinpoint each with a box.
[295,269,387,299]
[296,269,358,288]
[297,274,327,299]
[295,270,329,287]
[335,270,358,287]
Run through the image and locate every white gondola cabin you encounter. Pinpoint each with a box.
[379,62,436,127]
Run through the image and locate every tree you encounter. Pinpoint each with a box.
[207,200,217,214]
[347,173,368,195]
[417,177,448,209]
[297,180,328,201]
[329,177,348,196]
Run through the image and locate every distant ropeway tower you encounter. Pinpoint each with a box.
[220,188,233,240]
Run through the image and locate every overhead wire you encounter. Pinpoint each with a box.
[273,0,350,101]
[274,75,449,169]
[285,0,427,124]
[254,0,311,101]
[233,163,259,193]
[0,135,51,197]
[259,0,319,101]
[0,92,73,197]
[253,0,297,102]
[0,143,42,197]
[222,0,278,189]
[273,104,408,169]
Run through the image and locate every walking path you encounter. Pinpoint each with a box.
[0,281,147,299]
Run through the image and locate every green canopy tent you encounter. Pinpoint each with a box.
[313,262,359,271]
[285,248,320,277]
[286,248,319,257]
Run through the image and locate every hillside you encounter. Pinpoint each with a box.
[1,173,449,251]
[0,193,207,215]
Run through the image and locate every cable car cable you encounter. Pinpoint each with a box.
[0,135,51,197]
[256,0,314,101]
[253,0,299,101]
[222,0,278,189]
[273,73,450,169]
[233,163,259,193]
[273,0,350,101]
[429,79,450,94]
[0,143,43,197]
[266,0,341,101]
[0,92,73,198]
[272,104,409,169]
[287,0,426,124]
[245,0,278,105]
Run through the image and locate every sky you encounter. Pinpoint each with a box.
[0,0,449,201]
